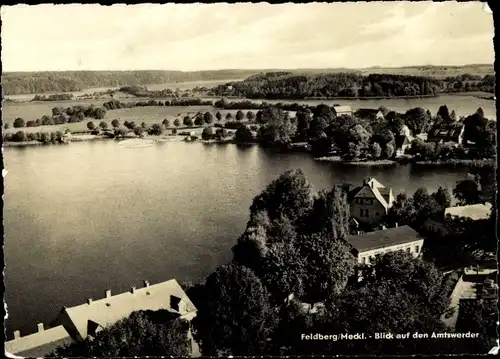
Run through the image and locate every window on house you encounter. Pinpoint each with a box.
[361,257,366,264]
[370,199,374,205]
[360,209,369,217]
[415,245,420,253]
[406,247,411,253]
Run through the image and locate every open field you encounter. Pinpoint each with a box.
[3,105,260,134]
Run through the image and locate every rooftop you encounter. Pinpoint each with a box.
[444,203,492,220]
[59,279,197,340]
[333,105,352,113]
[5,325,71,357]
[347,225,422,253]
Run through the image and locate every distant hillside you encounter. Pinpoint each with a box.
[210,71,494,99]
[1,65,493,95]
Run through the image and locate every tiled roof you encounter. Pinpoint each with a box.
[346,226,422,252]
[60,279,197,341]
[445,203,492,220]
[5,325,71,357]
[350,178,390,209]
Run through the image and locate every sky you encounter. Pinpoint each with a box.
[1,2,494,72]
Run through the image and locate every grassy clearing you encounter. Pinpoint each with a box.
[3,105,259,134]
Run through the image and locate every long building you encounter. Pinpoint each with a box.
[346,225,424,265]
[5,278,199,357]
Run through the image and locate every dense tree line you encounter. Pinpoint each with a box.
[209,72,494,99]
[32,93,74,101]
[3,130,68,144]
[10,105,107,130]
[2,70,266,95]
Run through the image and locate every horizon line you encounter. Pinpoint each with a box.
[2,63,494,74]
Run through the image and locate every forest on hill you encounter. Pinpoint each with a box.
[210,72,495,99]
[2,65,493,95]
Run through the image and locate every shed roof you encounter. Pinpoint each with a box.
[5,325,71,357]
[346,225,422,252]
[59,279,197,341]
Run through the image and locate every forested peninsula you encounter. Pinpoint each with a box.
[2,65,494,96]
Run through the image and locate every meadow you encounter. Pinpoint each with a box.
[3,102,259,134]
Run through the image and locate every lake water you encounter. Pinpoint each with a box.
[3,141,472,339]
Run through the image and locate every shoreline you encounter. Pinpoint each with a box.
[4,138,495,169]
[314,156,398,166]
[4,91,494,104]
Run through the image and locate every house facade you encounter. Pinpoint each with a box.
[346,225,424,265]
[348,177,394,225]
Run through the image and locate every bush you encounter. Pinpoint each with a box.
[12,131,27,142]
[4,123,10,129]
[99,121,108,130]
[13,118,25,128]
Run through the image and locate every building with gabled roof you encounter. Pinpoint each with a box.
[427,124,464,145]
[332,105,353,117]
[5,324,72,358]
[346,225,424,265]
[348,177,394,225]
[53,279,198,353]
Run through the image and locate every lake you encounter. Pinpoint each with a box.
[3,140,474,339]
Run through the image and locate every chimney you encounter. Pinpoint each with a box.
[37,323,44,332]
[87,298,93,305]
[105,289,111,298]
[143,280,150,288]
[14,330,20,339]
[131,286,136,294]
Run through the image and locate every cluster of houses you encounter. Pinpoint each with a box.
[348,106,470,157]
[5,279,200,358]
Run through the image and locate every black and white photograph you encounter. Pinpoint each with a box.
[1,2,498,357]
